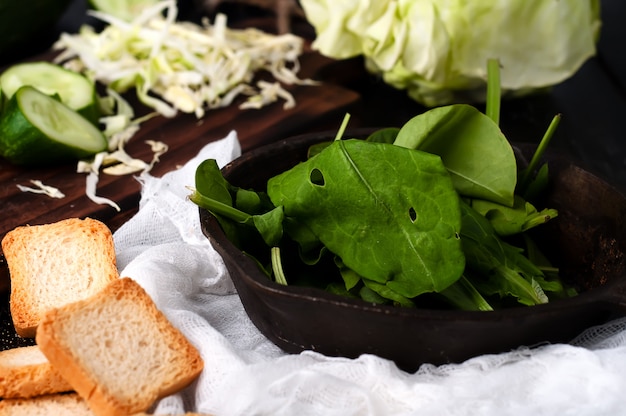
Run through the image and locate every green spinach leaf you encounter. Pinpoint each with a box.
[267,139,465,298]
[469,195,558,236]
[393,104,517,207]
[366,127,400,144]
[191,159,284,247]
[440,275,494,311]
[459,201,548,305]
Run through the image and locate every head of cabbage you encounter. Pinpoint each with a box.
[300,0,601,107]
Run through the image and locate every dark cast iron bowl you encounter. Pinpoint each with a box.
[199,129,626,372]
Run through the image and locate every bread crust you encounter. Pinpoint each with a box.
[0,392,92,415]
[1,217,119,338]
[0,345,73,399]
[36,277,204,416]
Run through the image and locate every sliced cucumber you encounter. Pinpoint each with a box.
[0,61,100,124]
[0,86,107,166]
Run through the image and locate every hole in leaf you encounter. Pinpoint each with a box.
[409,207,417,223]
[310,168,325,186]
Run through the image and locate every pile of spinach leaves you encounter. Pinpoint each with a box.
[190,60,575,311]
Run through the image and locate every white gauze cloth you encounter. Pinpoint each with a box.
[113,131,626,416]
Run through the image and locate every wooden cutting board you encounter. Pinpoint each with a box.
[0,50,361,293]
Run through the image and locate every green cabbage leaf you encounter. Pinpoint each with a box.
[300,0,601,106]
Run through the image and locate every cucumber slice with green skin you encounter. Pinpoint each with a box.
[0,86,107,166]
[0,61,100,124]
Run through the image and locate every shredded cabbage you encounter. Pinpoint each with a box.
[76,88,166,210]
[300,0,601,106]
[53,0,317,118]
[78,152,121,211]
[16,180,65,199]
[56,0,316,209]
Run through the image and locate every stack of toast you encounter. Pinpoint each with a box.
[0,218,206,415]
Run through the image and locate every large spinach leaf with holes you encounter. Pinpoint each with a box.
[266,139,465,298]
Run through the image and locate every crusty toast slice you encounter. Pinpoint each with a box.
[1,217,119,338]
[0,392,92,415]
[0,392,213,415]
[36,277,204,416]
[0,345,73,399]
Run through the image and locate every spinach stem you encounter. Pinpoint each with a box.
[271,247,288,285]
[519,114,561,191]
[486,58,501,125]
[334,113,351,141]
[522,208,559,230]
[188,188,251,223]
